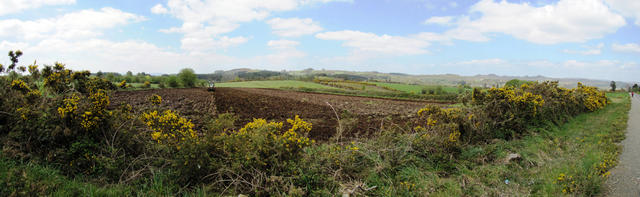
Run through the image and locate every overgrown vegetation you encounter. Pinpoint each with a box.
[0,51,627,196]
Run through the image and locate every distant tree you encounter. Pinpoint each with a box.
[633,84,639,92]
[610,81,616,92]
[96,70,103,77]
[106,73,115,81]
[505,79,533,88]
[125,71,134,83]
[167,76,179,88]
[178,68,197,88]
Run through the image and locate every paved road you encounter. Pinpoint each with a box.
[606,94,640,196]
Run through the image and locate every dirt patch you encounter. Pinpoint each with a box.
[109,88,216,128]
[110,88,443,140]
[240,88,437,116]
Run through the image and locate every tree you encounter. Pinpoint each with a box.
[178,68,197,88]
[167,76,179,88]
[106,73,115,81]
[633,84,639,92]
[505,79,533,88]
[610,81,616,92]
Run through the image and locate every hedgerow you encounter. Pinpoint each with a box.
[0,51,614,196]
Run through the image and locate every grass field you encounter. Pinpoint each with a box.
[216,80,338,90]
[370,82,460,94]
[129,83,160,89]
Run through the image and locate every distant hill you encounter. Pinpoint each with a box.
[200,68,636,90]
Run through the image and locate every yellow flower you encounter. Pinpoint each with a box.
[150,94,162,105]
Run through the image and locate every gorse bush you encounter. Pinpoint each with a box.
[412,81,609,155]
[142,109,197,147]
[0,51,614,196]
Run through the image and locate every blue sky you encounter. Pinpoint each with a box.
[1,0,639,82]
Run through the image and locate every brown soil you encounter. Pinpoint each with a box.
[110,88,443,140]
[109,88,216,128]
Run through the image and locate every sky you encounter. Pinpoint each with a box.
[0,0,639,82]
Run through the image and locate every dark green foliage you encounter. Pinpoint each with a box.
[167,76,179,88]
[237,70,287,80]
[505,79,534,88]
[8,50,22,70]
[178,68,197,88]
[610,81,616,92]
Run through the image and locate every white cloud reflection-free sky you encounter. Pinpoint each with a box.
[1,0,639,81]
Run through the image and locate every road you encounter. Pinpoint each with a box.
[606,94,640,196]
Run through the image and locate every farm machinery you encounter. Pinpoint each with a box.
[207,80,216,92]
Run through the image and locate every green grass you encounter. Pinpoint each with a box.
[447,92,629,195]
[129,83,160,89]
[0,157,133,196]
[216,80,339,90]
[370,82,459,94]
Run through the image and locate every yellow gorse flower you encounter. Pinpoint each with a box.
[10,79,30,92]
[58,94,80,118]
[142,110,197,145]
[150,94,162,105]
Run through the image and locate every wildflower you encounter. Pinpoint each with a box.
[149,94,162,105]
[142,110,197,145]
[58,94,80,118]
[10,79,30,93]
[119,80,127,89]
[448,130,461,143]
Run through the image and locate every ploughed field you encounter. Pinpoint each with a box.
[110,88,444,140]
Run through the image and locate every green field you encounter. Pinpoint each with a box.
[370,82,459,94]
[216,80,339,90]
[129,83,160,89]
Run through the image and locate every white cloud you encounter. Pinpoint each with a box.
[181,35,249,53]
[423,16,453,25]
[316,30,431,55]
[155,0,349,52]
[267,39,300,49]
[0,0,75,16]
[443,0,626,44]
[562,43,604,55]
[267,17,323,37]
[605,0,640,26]
[264,39,305,64]
[612,43,640,54]
[150,4,168,14]
[0,7,145,41]
[459,58,507,65]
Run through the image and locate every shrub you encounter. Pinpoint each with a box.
[118,80,127,89]
[141,110,197,148]
[198,116,315,193]
[142,81,151,88]
[205,113,238,133]
[42,63,72,93]
[149,94,162,106]
[178,68,196,88]
[167,76,179,88]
